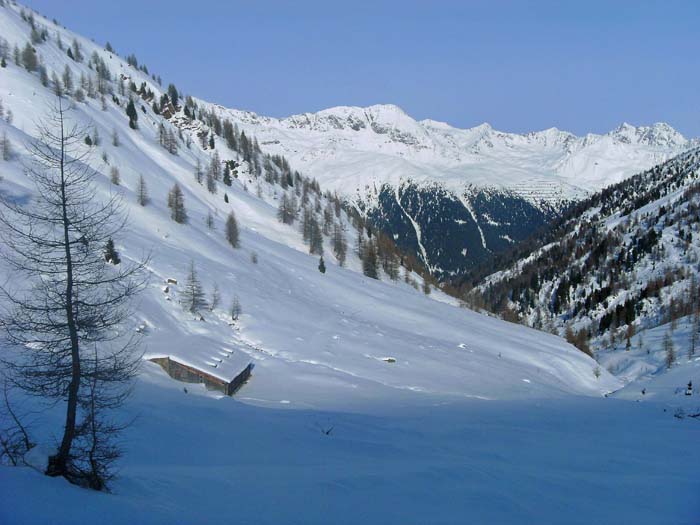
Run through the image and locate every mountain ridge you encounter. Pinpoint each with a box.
[206,103,697,278]
[214,101,699,214]
[231,102,692,151]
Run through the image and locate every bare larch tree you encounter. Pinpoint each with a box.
[0,97,147,489]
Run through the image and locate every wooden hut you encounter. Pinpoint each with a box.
[149,355,253,396]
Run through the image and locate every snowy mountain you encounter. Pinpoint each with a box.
[0,3,698,523]
[226,103,697,200]
[467,147,700,385]
[213,104,698,278]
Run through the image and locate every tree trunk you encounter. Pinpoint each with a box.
[46,100,81,479]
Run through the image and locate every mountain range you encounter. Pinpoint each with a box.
[212,104,698,277]
[225,103,697,201]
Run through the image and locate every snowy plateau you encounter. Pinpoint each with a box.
[0,3,698,525]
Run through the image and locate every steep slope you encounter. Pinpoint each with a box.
[469,147,700,384]
[363,181,557,277]
[0,3,614,409]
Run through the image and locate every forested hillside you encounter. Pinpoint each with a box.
[467,148,700,377]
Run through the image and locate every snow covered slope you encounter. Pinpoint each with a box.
[2,365,699,525]
[0,2,614,410]
[601,315,700,392]
[224,103,697,203]
[1,4,699,523]
[470,147,700,387]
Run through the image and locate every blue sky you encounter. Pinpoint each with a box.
[26,0,700,136]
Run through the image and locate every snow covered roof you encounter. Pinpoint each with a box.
[145,342,252,384]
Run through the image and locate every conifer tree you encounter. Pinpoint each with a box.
[206,170,217,194]
[194,158,203,185]
[167,83,179,107]
[690,308,699,360]
[167,183,187,223]
[209,283,220,311]
[357,229,365,260]
[62,65,74,94]
[38,65,49,87]
[309,215,323,255]
[30,26,42,45]
[209,152,221,181]
[181,261,206,313]
[103,238,120,265]
[0,131,12,161]
[51,71,63,97]
[20,42,37,71]
[362,239,378,279]
[229,296,242,321]
[322,203,334,236]
[125,99,138,129]
[225,211,239,248]
[332,223,347,267]
[71,38,83,62]
[277,193,296,225]
[136,175,148,206]
[664,331,675,369]
[109,166,120,185]
[301,206,313,243]
[157,123,165,147]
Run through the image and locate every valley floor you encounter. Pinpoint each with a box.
[1,363,699,525]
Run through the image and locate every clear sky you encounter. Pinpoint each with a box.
[25,0,700,136]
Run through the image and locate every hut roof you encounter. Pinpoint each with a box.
[145,339,252,383]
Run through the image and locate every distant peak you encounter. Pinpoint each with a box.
[311,103,409,118]
[608,121,686,147]
[365,103,408,114]
[473,122,494,133]
[419,118,454,129]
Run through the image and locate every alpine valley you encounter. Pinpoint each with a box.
[0,2,699,524]
[225,103,699,277]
